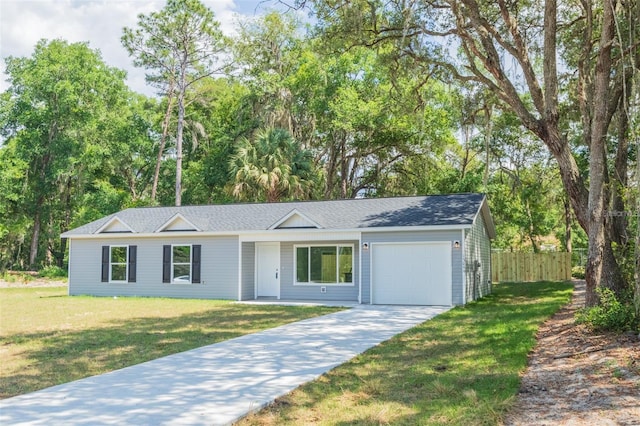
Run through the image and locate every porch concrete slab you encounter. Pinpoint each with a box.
[0,305,451,426]
[236,299,360,307]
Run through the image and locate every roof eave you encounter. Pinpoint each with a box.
[62,223,474,239]
[479,196,497,239]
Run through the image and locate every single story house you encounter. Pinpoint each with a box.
[61,193,495,306]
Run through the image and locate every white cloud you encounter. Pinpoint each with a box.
[0,0,273,96]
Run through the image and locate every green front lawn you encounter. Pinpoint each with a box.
[0,287,342,399]
[237,281,573,425]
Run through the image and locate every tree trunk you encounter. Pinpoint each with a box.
[175,71,186,207]
[324,144,337,198]
[610,91,630,246]
[635,150,640,319]
[564,197,572,253]
[151,89,175,203]
[340,137,347,199]
[585,0,616,306]
[29,209,41,269]
[483,104,492,191]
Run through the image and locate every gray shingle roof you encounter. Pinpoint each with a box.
[62,193,493,237]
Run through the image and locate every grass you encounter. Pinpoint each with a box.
[0,287,341,399]
[237,281,573,425]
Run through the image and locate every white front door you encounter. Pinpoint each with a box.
[256,242,280,298]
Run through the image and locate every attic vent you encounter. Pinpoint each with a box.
[95,217,134,234]
[155,214,200,232]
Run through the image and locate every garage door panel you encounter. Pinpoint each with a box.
[372,242,451,305]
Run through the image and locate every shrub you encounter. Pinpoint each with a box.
[571,266,585,279]
[38,266,68,279]
[1,271,35,283]
[576,287,637,332]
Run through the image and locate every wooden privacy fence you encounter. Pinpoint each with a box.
[491,252,572,282]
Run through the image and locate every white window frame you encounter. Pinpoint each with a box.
[109,245,128,283]
[293,244,354,286]
[171,244,192,284]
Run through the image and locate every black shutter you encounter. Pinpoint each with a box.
[192,245,201,284]
[162,245,171,283]
[128,245,137,283]
[101,246,109,282]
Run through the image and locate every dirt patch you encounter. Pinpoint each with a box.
[0,279,67,288]
[505,281,640,425]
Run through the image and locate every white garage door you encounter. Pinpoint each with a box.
[371,242,451,305]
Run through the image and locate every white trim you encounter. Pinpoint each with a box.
[67,239,72,296]
[65,224,472,240]
[293,244,355,286]
[243,231,361,243]
[358,235,362,304]
[170,244,192,284]
[253,248,257,299]
[268,209,323,230]
[461,229,466,305]
[155,213,201,233]
[109,245,129,283]
[237,241,243,301]
[476,196,497,239]
[95,216,135,234]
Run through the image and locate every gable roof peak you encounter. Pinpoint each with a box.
[268,208,323,230]
[94,216,135,234]
[155,213,201,233]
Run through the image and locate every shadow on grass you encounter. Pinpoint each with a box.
[239,281,573,425]
[1,304,339,399]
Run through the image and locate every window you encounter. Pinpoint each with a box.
[110,246,128,282]
[101,245,136,283]
[295,245,353,285]
[162,244,201,284]
[172,245,191,283]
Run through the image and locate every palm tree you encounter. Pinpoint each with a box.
[230,128,316,202]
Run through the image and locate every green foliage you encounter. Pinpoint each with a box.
[122,0,227,206]
[571,266,586,279]
[0,272,35,283]
[38,266,68,279]
[229,127,317,202]
[576,287,637,332]
[1,39,139,269]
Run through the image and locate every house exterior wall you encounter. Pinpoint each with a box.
[240,242,255,300]
[278,240,360,301]
[68,235,239,299]
[360,230,463,305]
[464,214,492,302]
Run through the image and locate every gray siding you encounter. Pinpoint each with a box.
[279,241,359,301]
[361,230,463,305]
[464,214,492,302]
[69,236,239,299]
[241,242,255,300]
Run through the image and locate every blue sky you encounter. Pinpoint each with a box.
[0,0,297,96]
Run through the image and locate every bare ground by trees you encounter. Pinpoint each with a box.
[505,281,640,425]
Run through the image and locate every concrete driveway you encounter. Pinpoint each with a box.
[0,304,450,425]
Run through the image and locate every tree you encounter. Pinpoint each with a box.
[229,127,317,202]
[0,39,133,269]
[233,13,460,199]
[122,0,227,206]
[303,0,638,306]
[179,78,255,205]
